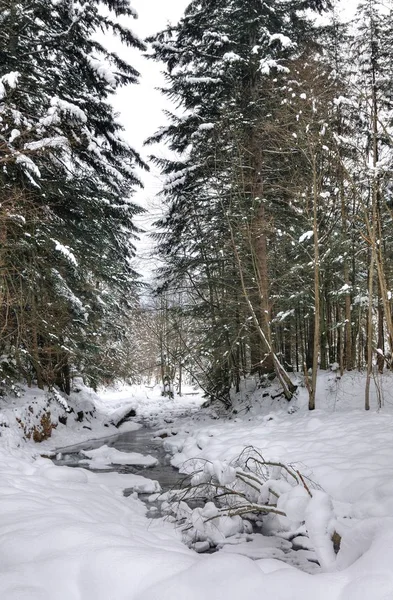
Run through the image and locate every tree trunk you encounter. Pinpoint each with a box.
[253,203,275,374]
[309,161,320,411]
[365,249,375,411]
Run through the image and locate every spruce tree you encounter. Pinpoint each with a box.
[148,0,332,402]
[0,0,145,391]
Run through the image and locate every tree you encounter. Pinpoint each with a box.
[0,0,146,391]
[148,0,332,404]
[348,0,393,407]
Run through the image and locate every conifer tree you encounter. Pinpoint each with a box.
[0,0,145,391]
[148,0,332,403]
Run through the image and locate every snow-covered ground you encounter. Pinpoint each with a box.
[1,374,393,599]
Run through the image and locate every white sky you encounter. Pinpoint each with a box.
[110,0,190,271]
[114,0,189,152]
[113,1,189,213]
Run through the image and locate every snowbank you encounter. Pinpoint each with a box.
[80,444,158,468]
[0,448,196,600]
[1,376,393,599]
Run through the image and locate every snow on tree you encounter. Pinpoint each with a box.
[0,0,146,391]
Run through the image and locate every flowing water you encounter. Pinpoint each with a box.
[53,424,184,495]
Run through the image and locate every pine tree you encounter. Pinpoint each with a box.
[0,0,145,391]
[348,0,393,406]
[148,0,332,403]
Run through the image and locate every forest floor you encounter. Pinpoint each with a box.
[0,372,393,599]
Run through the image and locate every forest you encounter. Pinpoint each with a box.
[147,0,393,411]
[1,0,392,413]
[1,1,393,599]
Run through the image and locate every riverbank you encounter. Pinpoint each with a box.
[1,376,393,599]
[0,382,204,600]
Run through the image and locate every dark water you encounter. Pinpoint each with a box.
[53,426,185,495]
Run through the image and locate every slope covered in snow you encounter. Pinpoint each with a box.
[0,375,393,599]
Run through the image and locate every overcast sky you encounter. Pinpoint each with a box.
[109,0,190,271]
[114,0,189,148]
[113,0,189,205]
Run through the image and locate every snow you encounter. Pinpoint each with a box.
[24,136,69,152]
[87,56,117,87]
[95,471,161,494]
[197,123,215,131]
[39,97,88,128]
[95,383,205,423]
[184,76,220,84]
[80,444,158,468]
[1,71,19,88]
[105,403,138,426]
[0,71,19,99]
[299,230,314,243]
[304,491,336,571]
[15,153,41,179]
[222,51,242,62]
[2,376,393,598]
[51,268,84,312]
[51,239,78,266]
[269,33,293,48]
[8,128,20,143]
[277,485,311,526]
[135,552,340,600]
[0,453,193,600]
[260,59,289,75]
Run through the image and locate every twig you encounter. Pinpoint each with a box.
[297,470,312,497]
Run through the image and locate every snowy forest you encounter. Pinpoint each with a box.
[1,0,393,410]
[1,0,393,599]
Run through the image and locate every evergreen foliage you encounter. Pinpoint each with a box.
[148,0,393,408]
[148,0,335,402]
[0,0,145,391]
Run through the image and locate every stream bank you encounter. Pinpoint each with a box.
[53,420,320,572]
[53,423,185,495]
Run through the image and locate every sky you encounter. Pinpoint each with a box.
[111,0,190,272]
[114,0,189,153]
[105,0,189,272]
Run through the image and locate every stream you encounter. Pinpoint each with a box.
[53,422,320,571]
[53,424,183,496]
